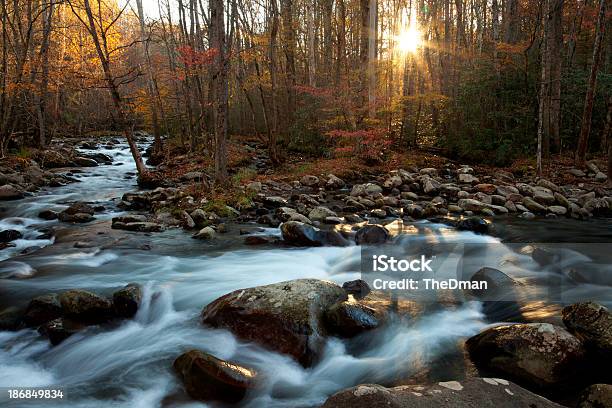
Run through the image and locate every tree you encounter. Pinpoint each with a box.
[575,0,607,168]
[210,0,228,184]
[68,0,149,179]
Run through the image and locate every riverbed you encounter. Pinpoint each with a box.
[0,138,610,407]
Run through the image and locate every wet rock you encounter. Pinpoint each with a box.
[23,293,63,327]
[554,192,570,208]
[73,156,98,167]
[457,217,489,234]
[112,221,163,232]
[321,378,564,408]
[533,187,556,205]
[112,283,142,318]
[423,178,440,194]
[300,175,320,187]
[342,280,371,299]
[369,208,387,218]
[189,209,207,227]
[562,302,611,357]
[280,221,349,247]
[244,235,275,245]
[0,184,24,200]
[58,212,95,223]
[324,301,380,337]
[469,267,518,297]
[466,323,586,388]
[351,183,382,197]
[547,205,567,216]
[569,168,586,177]
[0,307,23,331]
[84,153,113,164]
[519,211,535,219]
[38,318,85,345]
[276,207,312,224]
[308,206,337,222]
[383,175,403,189]
[577,384,612,408]
[326,174,345,189]
[595,172,607,182]
[0,229,22,243]
[173,350,257,403]
[193,226,216,240]
[531,246,558,266]
[38,209,58,220]
[58,289,114,324]
[457,199,486,212]
[112,215,147,224]
[583,198,610,216]
[201,279,347,366]
[180,210,196,229]
[586,161,600,174]
[354,224,389,245]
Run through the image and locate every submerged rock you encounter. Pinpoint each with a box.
[342,279,371,299]
[193,226,216,240]
[562,302,612,357]
[321,378,563,408]
[201,279,347,366]
[466,323,586,388]
[173,350,257,403]
[38,209,58,220]
[112,284,142,318]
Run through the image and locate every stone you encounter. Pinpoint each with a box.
[0,184,24,200]
[595,172,607,182]
[383,175,403,189]
[180,171,204,182]
[586,161,600,174]
[457,217,489,234]
[112,283,142,318]
[58,212,95,223]
[112,215,147,224]
[173,350,257,403]
[326,174,345,189]
[466,323,586,388]
[342,280,371,299]
[584,198,610,216]
[369,208,387,218]
[73,156,98,167]
[62,202,95,215]
[300,175,320,187]
[577,384,612,408]
[324,301,380,337]
[38,318,85,345]
[38,209,58,220]
[536,179,560,192]
[0,229,22,243]
[246,181,262,194]
[354,224,389,245]
[321,378,563,408]
[423,178,441,194]
[562,302,611,357]
[547,205,567,216]
[458,173,478,184]
[58,289,114,324]
[193,226,216,240]
[112,222,163,232]
[457,199,486,212]
[201,279,347,366]
[180,211,196,229]
[263,196,287,208]
[496,185,519,197]
[308,206,337,222]
[569,168,586,177]
[419,168,437,176]
[475,184,497,194]
[0,307,22,331]
[23,293,63,327]
[554,192,570,208]
[533,187,556,205]
[280,221,349,247]
[522,197,547,213]
[519,211,535,219]
[244,235,275,245]
[190,209,208,227]
[469,267,518,299]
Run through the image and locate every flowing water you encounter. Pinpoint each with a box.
[0,139,611,407]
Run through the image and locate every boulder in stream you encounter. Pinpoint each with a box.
[321,378,564,408]
[324,301,380,337]
[38,317,86,345]
[0,229,22,243]
[466,323,586,388]
[23,293,63,327]
[0,184,24,200]
[354,224,389,245]
[58,289,114,324]
[173,350,257,403]
[280,221,349,247]
[112,284,142,318]
[201,279,347,366]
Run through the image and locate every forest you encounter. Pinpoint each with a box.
[1,0,611,183]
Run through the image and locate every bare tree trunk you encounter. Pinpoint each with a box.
[136,0,163,153]
[575,0,607,168]
[367,0,377,118]
[268,0,280,164]
[549,0,563,153]
[537,0,550,176]
[307,0,316,87]
[602,95,612,151]
[210,0,228,184]
[280,0,295,122]
[36,0,54,147]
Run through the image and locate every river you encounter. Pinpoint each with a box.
[0,138,610,407]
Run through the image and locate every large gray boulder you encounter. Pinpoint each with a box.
[321,378,563,408]
[466,323,585,388]
[0,184,24,200]
[58,289,114,324]
[201,279,347,366]
[173,350,257,403]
